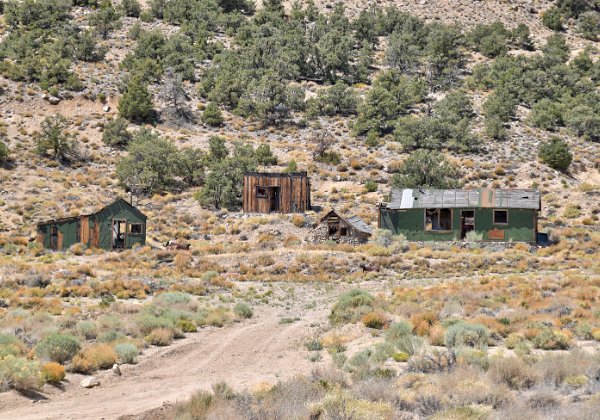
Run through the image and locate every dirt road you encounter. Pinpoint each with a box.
[0,304,328,420]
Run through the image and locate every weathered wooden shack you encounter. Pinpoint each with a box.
[379,189,540,243]
[243,172,311,214]
[308,209,373,244]
[37,198,147,250]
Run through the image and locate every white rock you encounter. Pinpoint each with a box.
[48,96,61,105]
[112,364,122,376]
[103,105,111,112]
[80,376,100,388]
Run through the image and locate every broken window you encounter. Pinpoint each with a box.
[129,223,143,235]
[494,210,508,224]
[425,208,452,231]
[340,227,348,236]
[256,187,268,198]
[328,224,339,236]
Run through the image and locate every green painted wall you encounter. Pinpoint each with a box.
[380,207,536,242]
[94,200,146,249]
[37,219,79,250]
[37,199,146,250]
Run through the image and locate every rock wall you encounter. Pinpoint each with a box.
[305,224,366,245]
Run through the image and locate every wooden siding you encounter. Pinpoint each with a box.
[243,173,310,214]
[80,216,90,245]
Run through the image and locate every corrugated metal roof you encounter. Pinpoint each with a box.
[346,216,373,234]
[386,189,541,210]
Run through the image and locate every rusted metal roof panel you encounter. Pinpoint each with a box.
[386,189,540,210]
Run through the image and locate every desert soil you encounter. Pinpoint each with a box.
[0,283,335,420]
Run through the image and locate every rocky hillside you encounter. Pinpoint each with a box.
[0,0,598,243]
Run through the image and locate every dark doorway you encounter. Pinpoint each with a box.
[269,187,280,213]
[50,226,58,250]
[112,220,126,249]
[460,210,475,240]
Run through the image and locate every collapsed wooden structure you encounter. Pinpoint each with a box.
[307,209,372,244]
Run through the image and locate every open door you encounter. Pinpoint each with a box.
[269,187,280,213]
[460,210,475,240]
[50,226,59,250]
[112,220,127,249]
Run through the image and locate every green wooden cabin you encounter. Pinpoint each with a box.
[378,189,541,243]
[37,198,147,251]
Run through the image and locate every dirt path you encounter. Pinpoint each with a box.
[0,304,328,420]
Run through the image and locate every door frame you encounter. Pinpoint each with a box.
[112,219,127,249]
[460,210,475,240]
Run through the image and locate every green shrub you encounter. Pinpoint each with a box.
[528,99,563,131]
[0,356,43,391]
[76,320,98,340]
[533,329,571,350]
[390,150,462,189]
[305,338,323,351]
[135,313,175,335]
[201,102,224,126]
[543,7,564,31]
[118,76,154,122]
[97,330,125,343]
[385,321,413,342]
[176,319,197,332]
[35,333,81,364]
[102,117,132,148]
[364,180,377,193]
[0,334,26,358]
[0,140,8,164]
[121,0,141,17]
[35,114,75,162]
[395,334,425,356]
[329,289,375,325]
[114,343,139,364]
[233,302,253,319]
[154,292,192,306]
[538,137,572,172]
[444,322,489,349]
[577,11,600,41]
[393,352,410,362]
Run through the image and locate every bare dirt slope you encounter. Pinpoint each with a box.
[0,302,329,420]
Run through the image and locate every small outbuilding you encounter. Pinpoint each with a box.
[378,189,540,243]
[243,172,311,214]
[36,198,147,250]
[308,209,373,244]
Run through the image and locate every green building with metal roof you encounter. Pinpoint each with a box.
[378,189,541,243]
[36,198,147,251]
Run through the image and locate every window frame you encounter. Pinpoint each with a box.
[129,223,144,235]
[256,186,268,199]
[493,209,509,225]
[424,208,453,232]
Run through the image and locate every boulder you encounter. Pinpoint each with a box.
[112,364,122,376]
[80,376,100,388]
[103,105,111,112]
[48,96,61,105]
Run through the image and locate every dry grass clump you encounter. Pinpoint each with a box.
[41,362,66,384]
[147,328,174,346]
[71,344,118,373]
